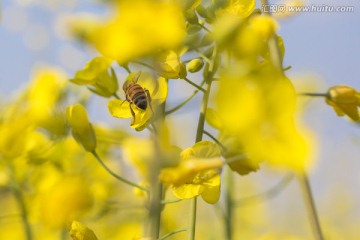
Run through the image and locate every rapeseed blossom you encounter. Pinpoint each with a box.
[84,0,186,64]
[160,141,222,204]
[216,64,314,172]
[153,50,187,79]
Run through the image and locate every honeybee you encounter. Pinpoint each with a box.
[122,72,152,123]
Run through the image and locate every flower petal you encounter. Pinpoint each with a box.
[188,141,222,159]
[152,77,168,102]
[201,184,220,204]
[108,99,132,118]
[172,184,204,200]
[131,108,152,129]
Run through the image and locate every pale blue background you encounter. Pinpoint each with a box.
[1,0,360,237]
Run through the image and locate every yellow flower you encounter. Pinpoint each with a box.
[325,85,360,121]
[66,104,97,152]
[70,221,98,240]
[205,108,261,175]
[108,72,168,130]
[71,57,118,97]
[216,63,314,172]
[154,50,187,79]
[86,0,186,64]
[160,141,222,204]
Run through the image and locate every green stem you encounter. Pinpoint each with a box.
[148,183,163,239]
[298,93,329,98]
[161,199,183,204]
[261,0,324,238]
[298,174,324,240]
[13,188,32,240]
[132,61,155,70]
[91,151,147,192]
[165,80,205,115]
[159,228,187,240]
[147,101,167,239]
[188,197,197,240]
[203,130,227,152]
[224,166,234,240]
[183,77,206,92]
[195,50,211,64]
[188,45,219,240]
[197,23,211,33]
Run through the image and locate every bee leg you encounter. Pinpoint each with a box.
[129,104,136,125]
[145,89,154,114]
[119,99,127,107]
[133,71,142,83]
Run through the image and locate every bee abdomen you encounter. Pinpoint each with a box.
[134,94,148,110]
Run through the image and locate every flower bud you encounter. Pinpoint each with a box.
[184,9,199,24]
[250,15,278,39]
[66,104,97,152]
[70,221,98,240]
[187,58,204,73]
[327,85,358,104]
[196,5,208,19]
[324,85,360,121]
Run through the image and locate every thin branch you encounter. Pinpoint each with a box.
[197,23,211,33]
[298,174,324,240]
[183,77,206,92]
[158,228,187,240]
[165,80,205,115]
[203,130,227,152]
[234,174,294,206]
[298,93,329,98]
[161,199,183,205]
[91,151,148,192]
[13,189,32,240]
[196,50,211,64]
[131,61,155,70]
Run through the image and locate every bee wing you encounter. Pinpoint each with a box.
[130,71,142,83]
